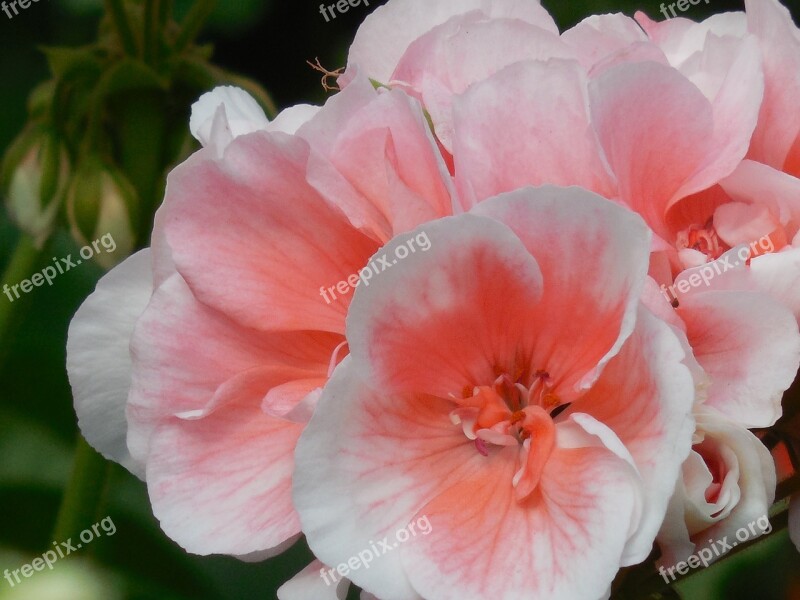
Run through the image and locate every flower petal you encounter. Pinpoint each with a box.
[66,249,152,477]
[746,0,800,169]
[393,15,575,152]
[589,61,714,238]
[162,132,379,333]
[345,214,543,397]
[401,444,642,600]
[569,306,695,564]
[146,376,305,555]
[300,79,454,242]
[294,358,473,599]
[189,86,269,154]
[678,290,800,427]
[341,0,557,87]
[453,60,616,209]
[127,273,338,465]
[277,561,349,600]
[472,186,652,394]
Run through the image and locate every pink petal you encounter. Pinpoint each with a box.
[453,60,616,209]
[720,160,800,234]
[635,11,748,67]
[562,13,652,72]
[127,273,339,465]
[589,61,715,238]
[472,186,651,394]
[345,214,544,397]
[569,306,695,564]
[748,249,800,323]
[678,290,800,427]
[294,359,482,599]
[670,33,763,199]
[162,132,380,333]
[294,358,643,600]
[146,381,305,555]
[401,445,642,600]
[746,0,800,169]
[392,15,575,151]
[341,0,558,87]
[712,201,781,248]
[301,82,454,242]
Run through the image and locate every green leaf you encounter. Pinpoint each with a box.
[93,59,167,101]
[40,45,105,80]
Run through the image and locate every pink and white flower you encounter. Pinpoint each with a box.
[294,187,696,600]
[67,78,454,557]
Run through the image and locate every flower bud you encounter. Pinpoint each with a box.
[1,125,70,247]
[66,155,138,270]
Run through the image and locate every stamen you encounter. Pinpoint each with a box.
[327,340,349,377]
[474,438,489,457]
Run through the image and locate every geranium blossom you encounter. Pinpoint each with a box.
[294,187,696,600]
[657,406,777,567]
[67,78,454,556]
[62,0,800,596]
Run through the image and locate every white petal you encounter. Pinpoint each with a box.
[277,560,349,600]
[189,86,269,151]
[66,250,153,477]
[268,104,321,135]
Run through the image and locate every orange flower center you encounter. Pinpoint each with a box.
[450,371,567,502]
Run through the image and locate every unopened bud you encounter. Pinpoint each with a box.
[66,156,138,270]
[1,125,70,247]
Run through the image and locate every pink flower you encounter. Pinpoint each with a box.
[293,187,695,599]
[633,0,800,321]
[67,80,454,557]
[343,0,800,323]
[657,407,776,567]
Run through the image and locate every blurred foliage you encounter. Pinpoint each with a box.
[1,0,799,599]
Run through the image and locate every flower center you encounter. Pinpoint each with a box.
[675,218,729,261]
[450,371,566,501]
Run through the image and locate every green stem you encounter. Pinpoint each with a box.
[104,0,139,57]
[143,0,160,66]
[0,233,40,347]
[52,436,112,543]
[115,91,166,246]
[158,0,172,27]
[173,0,216,54]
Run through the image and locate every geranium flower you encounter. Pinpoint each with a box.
[342,0,800,324]
[634,0,800,319]
[657,407,776,567]
[293,187,695,600]
[67,78,454,557]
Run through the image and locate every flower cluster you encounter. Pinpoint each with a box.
[66,0,800,598]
